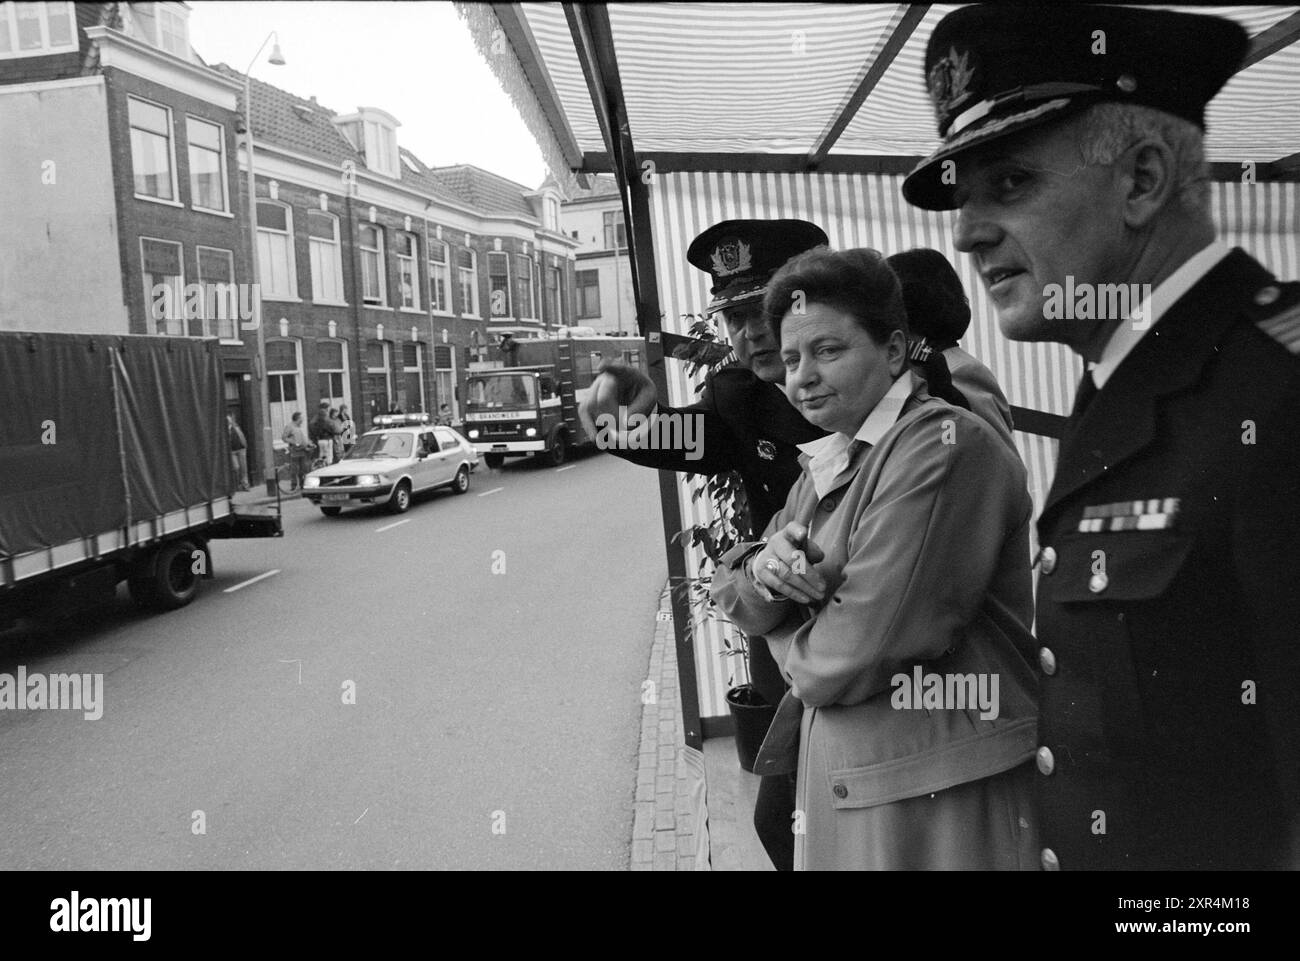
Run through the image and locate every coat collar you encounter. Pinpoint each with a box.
[1039,248,1275,531]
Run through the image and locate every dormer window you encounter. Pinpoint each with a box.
[545,196,560,232]
[363,120,397,177]
[0,2,78,59]
[157,3,188,57]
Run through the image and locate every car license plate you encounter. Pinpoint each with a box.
[492,444,508,451]
[322,493,349,504]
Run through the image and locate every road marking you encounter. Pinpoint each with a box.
[354,807,369,825]
[478,487,504,497]
[224,569,280,593]
[277,658,303,684]
[556,465,576,473]
[375,519,411,532]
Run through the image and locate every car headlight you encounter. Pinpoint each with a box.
[525,427,537,437]
[468,429,480,439]
[303,476,320,489]
[355,474,380,486]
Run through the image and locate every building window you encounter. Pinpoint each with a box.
[186,117,227,212]
[603,210,626,251]
[457,248,478,317]
[0,1,77,58]
[142,238,183,335]
[363,120,397,178]
[196,246,237,339]
[396,233,420,310]
[428,240,451,313]
[366,341,392,419]
[128,97,176,201]
[469,329,487,364]
[401,342,425,413]
[546,265,562,325]
[256,201,297,299]
[359,224,386,306]
[488,251,511,318]
[266,339,302,442]
[576,269,600,320]
[318,340,350,412]
[434,344,456,419]
[157,3,188,57]
[308,210,344,304]
[515,253,535,320]
[545,196,560,232]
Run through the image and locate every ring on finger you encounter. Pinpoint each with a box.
[764,558,784,577]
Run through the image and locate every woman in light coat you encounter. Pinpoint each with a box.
[711,247,1038,870]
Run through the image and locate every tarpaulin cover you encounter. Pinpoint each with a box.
[0,332,231,561]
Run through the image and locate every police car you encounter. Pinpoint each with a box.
[303,413,478,517]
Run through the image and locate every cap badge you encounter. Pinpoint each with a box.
[711,239,753,278]
[928,46,976,126]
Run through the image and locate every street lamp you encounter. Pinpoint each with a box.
[240,31,285,494]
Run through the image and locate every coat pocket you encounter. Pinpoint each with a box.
[1048,531,1193,604]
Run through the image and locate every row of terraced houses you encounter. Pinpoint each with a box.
[0,1,633,482]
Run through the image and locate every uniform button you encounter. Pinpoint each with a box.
[832,783,848,799]
[1039,647,1057,676]
[1041,848,1060,871]
[1254,285,1281,306]
[1036,745,1055,776]
[820,498,836,513]
[1089,571,1109,593]
[1040,547,1057,575]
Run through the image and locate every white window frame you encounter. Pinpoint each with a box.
[396,232,421,312]
[307,210,346,306]
[457,247,479,318]
[186,115,229,214]
[256,200,299,301]
[196,245,238,341]
[363,120,398,178]
[603,210,627,251]
[487,250,512,319]
[266,338,304,445]
[402,342,426,413]
[546,264,563,326]
[576,268,601,320]
[545,196,560,232]
[128,95,180,206]
[154,2,188,58]
[515,252,537,322]
[317,340,352,414]
[367,340,393,414]
[140,236,185,336]
[428,239,452,316]
[360,223,387,307]
[0,1,78,59]
[434,344,457,420]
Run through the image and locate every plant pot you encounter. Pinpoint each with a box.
[725,683,778,773]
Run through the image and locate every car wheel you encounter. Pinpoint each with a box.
[484,453,505,469]
[320,506,342,517]
[388,481,412,514]
[546,431,568,467]
[452,465,470,494]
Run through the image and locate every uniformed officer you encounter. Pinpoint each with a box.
[580,218,829,871]
[904,2,1300,870]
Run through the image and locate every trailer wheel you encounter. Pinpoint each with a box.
[130,539,202,611]
[484,453,505,469]
[546,430,568,467]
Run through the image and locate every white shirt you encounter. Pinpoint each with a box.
[796,371,914,500]
[1091,240,1232,389]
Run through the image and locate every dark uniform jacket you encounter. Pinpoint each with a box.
[1034,249,1300,870]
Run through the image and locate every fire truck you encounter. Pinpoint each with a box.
[464,333,647,468]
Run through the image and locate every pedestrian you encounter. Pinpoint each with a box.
[712,247,1038,870]
[281,412,312,490]
[338,403,355,454]
[436,403,453,427]
[579,218,830,871]
[328,407,345,464]
[903,2,1300,870]
[226,412,250,491]
[886,247,1016,450]
[309,399,334,464]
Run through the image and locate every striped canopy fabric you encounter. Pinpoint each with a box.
[464,2,1300,722]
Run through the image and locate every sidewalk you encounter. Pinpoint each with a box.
[630,583,773,871]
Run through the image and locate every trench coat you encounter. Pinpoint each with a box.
[712,379,1039,869]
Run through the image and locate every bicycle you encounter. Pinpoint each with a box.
[275,445,328,494]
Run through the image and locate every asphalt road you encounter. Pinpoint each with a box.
[0,449,667,869]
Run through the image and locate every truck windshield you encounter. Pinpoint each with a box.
[467,374,536,409]
[346,432,412,459]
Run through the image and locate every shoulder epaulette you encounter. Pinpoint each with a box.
[1256,303,1300,355]
[1248,283,1300,355]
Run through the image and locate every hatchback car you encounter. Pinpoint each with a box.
[303,414,478,516]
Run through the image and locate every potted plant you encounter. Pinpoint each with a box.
[668,316,778,773]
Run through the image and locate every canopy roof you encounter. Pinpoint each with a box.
[463,2,1300,186]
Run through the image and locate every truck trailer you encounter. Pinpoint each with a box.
[0,332,282,629]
